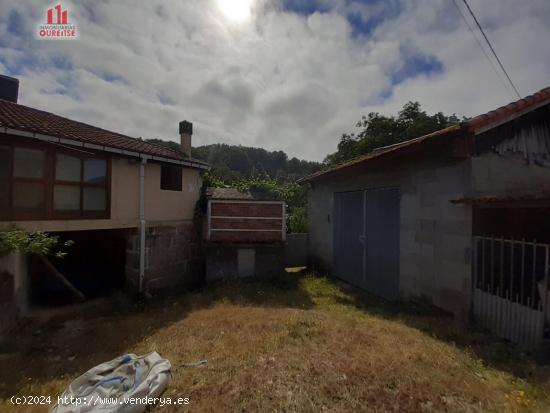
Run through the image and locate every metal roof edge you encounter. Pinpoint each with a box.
[300,124,464,183]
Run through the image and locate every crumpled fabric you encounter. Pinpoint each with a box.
[51,352,171,413]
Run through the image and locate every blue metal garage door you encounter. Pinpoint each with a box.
[333,191,365,288]
[333,188,400,300]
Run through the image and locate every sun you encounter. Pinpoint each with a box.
[216,0,253,23]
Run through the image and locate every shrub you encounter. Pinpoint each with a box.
[0,228,74,258]
[288,207,307,233]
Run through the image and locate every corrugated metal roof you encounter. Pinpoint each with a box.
[0,99,208,165]
[303,86,550,182]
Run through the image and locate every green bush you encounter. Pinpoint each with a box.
[200,174,310,234]
[0,229,74,258]
[288,207,307,233]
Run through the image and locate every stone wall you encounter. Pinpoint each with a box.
[125,220,203,294]
[206,245,285,281]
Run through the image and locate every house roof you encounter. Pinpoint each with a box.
[302,86,550,182]
[0,99,208,167]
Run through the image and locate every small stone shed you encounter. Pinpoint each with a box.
[205,187,286,280]
[303,87,550,332]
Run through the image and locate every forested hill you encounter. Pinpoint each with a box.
[146,139,321,183]
[146,101,460,182]
[192,144,320,182]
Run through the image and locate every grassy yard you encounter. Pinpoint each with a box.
[1,272,550,412]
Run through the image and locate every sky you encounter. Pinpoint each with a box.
[1,0,549,162]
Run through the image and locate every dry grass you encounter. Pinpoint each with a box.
[1,272,550,412]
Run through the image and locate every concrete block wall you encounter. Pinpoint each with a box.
[285,233,308,267]
[206,245,286,281]
[307,158,474,319]
[399,161,473,320]
[472,152,550,194]
[0,251,28,332]
[125,221,203,293]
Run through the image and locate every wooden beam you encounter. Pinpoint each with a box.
[39,255,86,301]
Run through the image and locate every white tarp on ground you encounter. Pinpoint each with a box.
[51,352,171,413]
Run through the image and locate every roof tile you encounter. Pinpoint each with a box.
[0,99,198,162]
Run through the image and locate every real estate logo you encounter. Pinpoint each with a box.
[38,3,77,39]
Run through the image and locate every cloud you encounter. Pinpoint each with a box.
[0,0,549,161]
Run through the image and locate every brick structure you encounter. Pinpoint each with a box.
[205,188,286,280]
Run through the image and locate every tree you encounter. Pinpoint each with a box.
[192,144,321,184]
[324,102,461,165]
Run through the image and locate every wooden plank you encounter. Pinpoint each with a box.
[40,255,85,301]
[211,203,283,218]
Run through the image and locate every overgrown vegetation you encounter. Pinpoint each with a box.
[151,102,462,233]
[287,207,307,233]
[0,229,73,258]
[324,101,462,165]
[2,273,549,412]
[199,172,309,233]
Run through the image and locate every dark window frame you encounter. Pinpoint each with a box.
[0,135,111,221]
[160,163,183,192]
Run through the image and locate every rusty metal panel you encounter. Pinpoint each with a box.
[210,230,283,243]
[207,200,285,243]
[211,202,283,218]
[211,217,283,231]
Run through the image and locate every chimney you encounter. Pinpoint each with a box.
[179,120,193,158]
[0,75,19,103]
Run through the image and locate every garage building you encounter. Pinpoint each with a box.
[303,87,550,347]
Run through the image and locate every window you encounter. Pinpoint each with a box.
[0,140,110,221]
[14,147,45,178]
[12,147,46,218]
[53,154,108,217]
[160,164,182,191]
[0,146,11,218]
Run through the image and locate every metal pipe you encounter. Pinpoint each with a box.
[509,238,515,339]
[139,158,147,294]
[207,200,212,241]
[542,246,549,347]
[530,242,537,346]
[282,203,287,242]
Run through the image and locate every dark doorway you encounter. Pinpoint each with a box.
[473,207,550,243]
[29,229,129,305]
